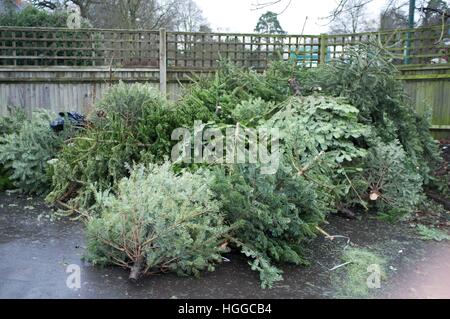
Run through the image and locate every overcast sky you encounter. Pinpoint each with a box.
[194,0,389,34]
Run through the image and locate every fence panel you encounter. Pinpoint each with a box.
[325,24,449,65]
[0,25,449,68]
[166,32,321,70]
[0,27,160,67]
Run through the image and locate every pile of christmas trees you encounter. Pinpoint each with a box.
[0,45,445,288]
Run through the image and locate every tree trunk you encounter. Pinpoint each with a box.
[128,256,145,282]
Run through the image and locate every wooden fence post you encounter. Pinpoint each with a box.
[91,33,96,67]
[12,31,16,66]
[159,28,167,96]
[319,33,328,64]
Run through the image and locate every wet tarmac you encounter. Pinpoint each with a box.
[1,192,449,299]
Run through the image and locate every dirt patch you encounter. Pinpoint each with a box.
[0,192,449,299]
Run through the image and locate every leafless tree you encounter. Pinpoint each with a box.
[379,6,409,30]
[250,0,449,27]
[172,0,209,32]
[75,0,177,29]
[327,0,377,33]
[417,0,449,27]
[30,0,209,30]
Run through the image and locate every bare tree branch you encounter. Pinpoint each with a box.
[251,0,292,15]
[278,0,292,15]
[251,0,283,11]
[325,0,374,22]
[419,6,450,18]
[327,0,378,33]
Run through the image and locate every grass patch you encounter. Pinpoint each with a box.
[332,247,386,298]
[416,225,450,242]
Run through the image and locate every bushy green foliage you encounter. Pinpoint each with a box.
[210,162,327,288]
[346,140,424,217]
[0,107,27,136]
[236,96,370,174]
[0,108,27,191]
[311,46,405,123]
[47,83,181,208]
[265,95,372,211]
[0,110,69,194]
[309,44,441,183]
[204,94,374,287]
[232,97,275,125]
[177,60,294,126]
[266,95,369,165]
[298,44,442,218]
[41,47,445,288]
[0,6,69,27]
[85,163,228,279]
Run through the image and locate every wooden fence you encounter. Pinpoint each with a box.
[0,24,449,137]
[399,64,450,139]
[1,24,449,68]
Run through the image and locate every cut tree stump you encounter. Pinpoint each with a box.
[129,256,145,282]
